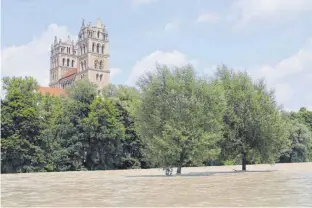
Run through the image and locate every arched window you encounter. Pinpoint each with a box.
[101,45,104,54]
[80,47,83,55]
[94,60,98,69]
[97,31,100,38]
[83,44,86,53]
[100,74,103,81]
[92,43,95,52]
[67,59,70,66]
[62,58,65,66]
[61,48,64,53]
[99,61,103,69]
[96,74,99,81]
[69,48,71,54]
[84,60,87,69]
[81,61,84,71]
[72,60,75,67]
[96,44,100,53]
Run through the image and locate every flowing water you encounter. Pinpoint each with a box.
[1,163,312,207]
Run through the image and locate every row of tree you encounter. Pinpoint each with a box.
[1,65,312,174]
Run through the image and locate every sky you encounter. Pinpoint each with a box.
[1,0,312,111]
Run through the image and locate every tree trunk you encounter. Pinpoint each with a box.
[242,152,247,171]
[177,166,182,175]
[176,148,186,175]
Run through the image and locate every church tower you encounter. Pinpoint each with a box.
[48,18,110,90]
[49,36,77,88]
[76,18,110,89]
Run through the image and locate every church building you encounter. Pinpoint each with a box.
[37,18,110,96]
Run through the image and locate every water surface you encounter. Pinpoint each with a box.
[1,163,312,207]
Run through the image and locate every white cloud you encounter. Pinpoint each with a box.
[251,37,312,110]
[126,50,197,85]
[231,0,312,25]
[196,12,220,24]
[1,24,71,86]
[131,0,159,7]
[110,68,122,79]
[1,24,121,87]
[164,21,181,32]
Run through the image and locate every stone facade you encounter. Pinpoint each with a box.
[49,18,110,90]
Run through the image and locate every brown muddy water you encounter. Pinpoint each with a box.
[1,163,312,207]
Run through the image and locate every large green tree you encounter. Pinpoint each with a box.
[215,66,290,170]
[137,64,226,174]
[1,77,45,173]
[48,80,98,171]
[81,97,125,170]
[103,85,146,169]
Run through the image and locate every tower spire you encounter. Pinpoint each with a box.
[96,17,103,28]
[81,18,85,28]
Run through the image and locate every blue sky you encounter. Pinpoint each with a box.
[2,0,312,110]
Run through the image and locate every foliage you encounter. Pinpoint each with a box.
[214,66,290,170]
[1,77,45,173]
[1,64,311,174]
[137,64,226,174]
[279,113,312,162]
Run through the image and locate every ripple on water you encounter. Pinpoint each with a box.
[1,163,312,207]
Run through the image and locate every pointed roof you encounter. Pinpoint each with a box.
[81,18,85,28]
[66,35,71,44]
[96,17,103,28]
[61,68,77,79]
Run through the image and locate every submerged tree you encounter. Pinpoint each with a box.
[215,66,290,171]
[137,64,226,175]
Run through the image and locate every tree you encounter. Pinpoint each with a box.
[279,112,312,163]
[102,85,146,169]
[215,66,290,171]
[137,64,226,174]
[1,77,45,173]
[81,97,125,170]
[48,80,98,171]
[297,107,312,131]
[36,93,64,172]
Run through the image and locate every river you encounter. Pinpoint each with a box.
[1,163,312,207]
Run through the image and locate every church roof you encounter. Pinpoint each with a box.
[36,87,66,96]
[61,68,77,79]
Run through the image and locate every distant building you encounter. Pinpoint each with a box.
[36,87,66,96]
[38,18,110,96]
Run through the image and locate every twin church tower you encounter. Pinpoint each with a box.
[49,18,110,90]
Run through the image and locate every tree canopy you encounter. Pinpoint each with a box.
[1,64,311,174]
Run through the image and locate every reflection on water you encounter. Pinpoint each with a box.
[1,163,312,207]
